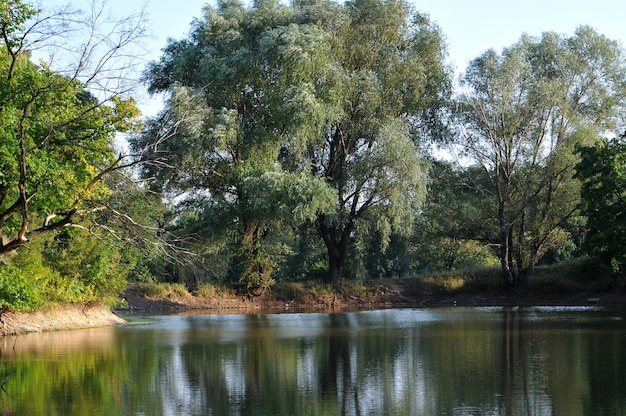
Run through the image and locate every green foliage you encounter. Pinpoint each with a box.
[0,81,137,250]
[0,0,145,262]
[576,135,626,274]
[0,0,163,311]
[412,161,499,273]
[0,0,38,52]
[0,263,45,312]
[531,256,614,293]
[133,0,359,289]
[243,168,335,225]
[194,282,236,297]
[305,0,450,284]
[141,282,190,299]
[136,0,450,288]
[41,230,128,304]
[276,225,329,282]
[0,230,131,311]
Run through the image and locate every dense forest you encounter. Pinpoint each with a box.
[1,0,625,311]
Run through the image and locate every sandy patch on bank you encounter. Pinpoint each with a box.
[0,304,126,336]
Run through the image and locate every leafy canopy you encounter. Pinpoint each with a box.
[0,0,144,260]
[135,0,339,289]
[136,0,451,287]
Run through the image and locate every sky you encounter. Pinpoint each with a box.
[42,0,626,116]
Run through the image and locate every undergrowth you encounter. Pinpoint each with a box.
[128,256,622,304]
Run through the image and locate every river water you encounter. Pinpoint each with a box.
[1,306,625,415]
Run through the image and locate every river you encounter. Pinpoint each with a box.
[1,306,625,415]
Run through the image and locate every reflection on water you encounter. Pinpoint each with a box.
[1,307,625,415]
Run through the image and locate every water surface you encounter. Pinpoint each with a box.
[1,306,625,415]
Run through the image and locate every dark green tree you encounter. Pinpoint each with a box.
[413,161,499,273]
[576,134,626,274]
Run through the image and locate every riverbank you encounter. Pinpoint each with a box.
[0,304,126,336]
[117,276,626,314]
[2,273,625,335]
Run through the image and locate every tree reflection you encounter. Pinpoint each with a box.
[1,309,625,415]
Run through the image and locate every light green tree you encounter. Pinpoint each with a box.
[455,27,626,290]
[302,0,451,285]
[136,0,337,292]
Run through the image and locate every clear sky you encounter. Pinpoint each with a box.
[42,0,626,116]
[418,0,625,74]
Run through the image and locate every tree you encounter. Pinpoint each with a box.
[304,0,451,285]
[136,0,451,289]
[0,0,147,259]
[135,0,337,292]
[455,27,626,290]
[576,134,626,274]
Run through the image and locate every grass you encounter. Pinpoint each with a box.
[269,279,392,300]
[194,283,236,298]
[372,256,623,299]
[140,282,191,299]
[416,256,621,296]
[129,256,624,304]
[531,256,616,294]
[397,266,505,298]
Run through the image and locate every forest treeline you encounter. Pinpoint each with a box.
[1,0,625,311]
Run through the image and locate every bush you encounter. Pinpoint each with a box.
[532,256,614,293]
[141,282,190,299]
[41,230,128,302]
[0,231,131,311]
[0,264,45,312]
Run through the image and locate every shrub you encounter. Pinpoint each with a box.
[0,264,45,312]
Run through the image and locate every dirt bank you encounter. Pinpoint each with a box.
[0,304,126,336]
[117,280,626,314]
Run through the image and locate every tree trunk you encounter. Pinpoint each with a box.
[317,215,353,287]
[500,230,532,297]
[498,226,530,296]
[327,249,343,288]
[499,215,514,285]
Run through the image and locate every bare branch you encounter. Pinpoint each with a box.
[29,0,149,100]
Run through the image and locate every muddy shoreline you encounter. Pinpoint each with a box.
[117,282,626,314]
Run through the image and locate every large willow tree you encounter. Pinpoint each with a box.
[136,0,450,288]
[456,26,626,290]
[136,0,338,291]
[307,0,450,284]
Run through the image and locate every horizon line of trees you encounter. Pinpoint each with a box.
[1,0,626,309]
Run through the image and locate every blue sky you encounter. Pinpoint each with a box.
[141,0,626,71]
[43,0,626,115]
[419,0,625,73]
